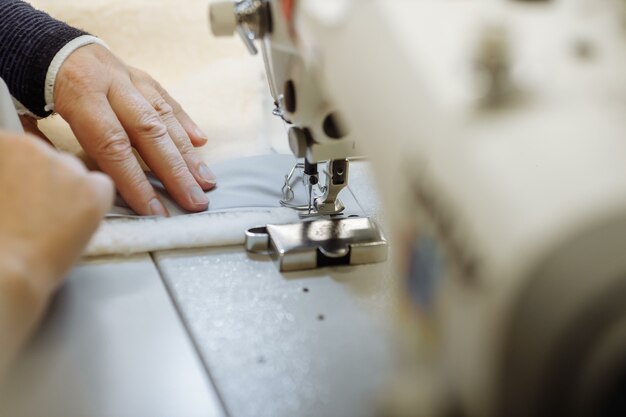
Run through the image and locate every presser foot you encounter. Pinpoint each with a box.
[311,198,346,217]
[279,159,349,218]
[279,199,345,218]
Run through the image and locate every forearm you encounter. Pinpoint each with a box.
[0,0,89,117]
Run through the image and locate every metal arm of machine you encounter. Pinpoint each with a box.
[209,0,358,216]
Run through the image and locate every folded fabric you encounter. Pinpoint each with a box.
[86,154,363,257]
[109,154,303,217]
[85,208,299,257]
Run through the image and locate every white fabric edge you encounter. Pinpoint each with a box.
[84,208,300,257]
[44,35,109,113]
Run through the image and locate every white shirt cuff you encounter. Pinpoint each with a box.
[44,35,109,113]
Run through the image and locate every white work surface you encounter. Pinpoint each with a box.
[0,161,395,417]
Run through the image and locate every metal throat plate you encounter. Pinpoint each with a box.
[245,217,388,272]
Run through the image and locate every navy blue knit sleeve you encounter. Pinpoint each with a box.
[0,0,88,117]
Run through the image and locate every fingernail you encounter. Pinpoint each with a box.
[149,198,169,217]
[198,162,216,184]
[190,185,209,205]
[193,126,208,141]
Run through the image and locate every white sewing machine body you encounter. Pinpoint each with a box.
[293,1,626,416]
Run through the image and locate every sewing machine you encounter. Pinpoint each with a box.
[211,0,360,217]
[209,0,391,272]
[210,1,626,417]
[3,0,626,416]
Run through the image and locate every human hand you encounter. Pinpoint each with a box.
[53,44,216,216]
[0,130,113,372]
[0,130,113,295]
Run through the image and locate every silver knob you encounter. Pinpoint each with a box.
[208,0,271,56]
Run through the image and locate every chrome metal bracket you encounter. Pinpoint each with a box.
[245,217,388,272]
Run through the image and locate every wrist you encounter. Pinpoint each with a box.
[0,0,91,118]
[46,35,109,114]
[0,241,55,304]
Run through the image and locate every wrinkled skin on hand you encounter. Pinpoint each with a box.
[54,44,216,216]
[0,131,113,374]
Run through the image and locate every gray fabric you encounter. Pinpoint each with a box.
[108,154,362,217]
